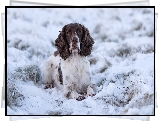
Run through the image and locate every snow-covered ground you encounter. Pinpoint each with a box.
[7,8,154,115]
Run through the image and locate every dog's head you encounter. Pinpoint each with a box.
[55,23,94,60]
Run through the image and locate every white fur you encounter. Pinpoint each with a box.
[41,54,96,99]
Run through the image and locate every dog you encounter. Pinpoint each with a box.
[42,23,96,101]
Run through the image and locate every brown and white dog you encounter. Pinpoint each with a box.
[41,23,96,101]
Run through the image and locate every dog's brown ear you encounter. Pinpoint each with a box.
[55,25,70,60]
[79,24,94,56]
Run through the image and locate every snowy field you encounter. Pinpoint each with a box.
[7,8,154,115]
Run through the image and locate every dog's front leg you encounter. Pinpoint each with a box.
[86,85,96,97]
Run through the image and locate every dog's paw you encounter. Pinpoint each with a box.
[76,96,86,101]
[88,93,96,97]
[44,84,54,89]
[87,86,95,97]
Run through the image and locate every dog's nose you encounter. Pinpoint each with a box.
[72,36,78,43]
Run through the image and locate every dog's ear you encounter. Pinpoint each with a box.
[79,24,94,56]
[55,25,70,60]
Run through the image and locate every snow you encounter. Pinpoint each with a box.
[7,8,154,115]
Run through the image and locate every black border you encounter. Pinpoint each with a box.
[5,6,155,116]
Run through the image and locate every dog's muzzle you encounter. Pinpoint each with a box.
[69,36,80,54]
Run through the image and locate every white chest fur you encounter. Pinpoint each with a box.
[61,55,91,93]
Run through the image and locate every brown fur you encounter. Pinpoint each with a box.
[58,61,63,85]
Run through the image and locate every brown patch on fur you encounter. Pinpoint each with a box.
[55,25,70,60]
[66,92,71,98]
[79,24,94,56]
[58,62,63,85]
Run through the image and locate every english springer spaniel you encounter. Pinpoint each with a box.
[42,23,96,101]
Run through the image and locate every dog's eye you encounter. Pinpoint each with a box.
[66,30,71,35]
[77,29,82,34]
